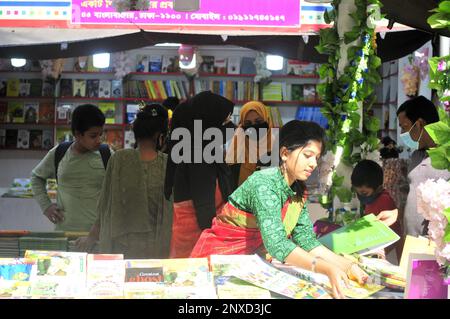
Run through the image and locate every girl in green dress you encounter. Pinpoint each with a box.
[191,120,369,298]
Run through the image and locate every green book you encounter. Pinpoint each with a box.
[318,214,400,255]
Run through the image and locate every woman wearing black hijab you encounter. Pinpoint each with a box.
[165,91,235,258]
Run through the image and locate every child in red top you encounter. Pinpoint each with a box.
[351,159,401,263]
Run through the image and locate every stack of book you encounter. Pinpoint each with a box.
[0,230,28,258]
[19,236,68,257]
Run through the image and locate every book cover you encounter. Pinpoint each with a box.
[149,55,162,73]
[136,54,149,72]
[200,55,215,73]
[123,259,165,299]
[291,84,303,101]
[16,129,30,149]
[19,81,31,97]
[29,79,43,97]
[59,79,73,97]
[0,101,7,123]
[56,127,73,144]
[86,254,124,298]
[214,57,227,74]
[405,253,448,299]
[25,250,88,298]
[98,80,111,98]
[56,104,73,124]
[124,130,135,149]
[105,129,124,151]
[72,79,86,97]
[262,82,283,101]
[29,130,43,149]
[23,103,39,124]
[5,129,18,148]
[6,79,20,97]
[126,104,139,124]
[161,55,172,73]
[318,214,400,255]
[7,101,24,123]
[0,79,7,96]
[111,80,122,98]
[87,56,100,72]
[240,57,256,75]
[98,102,116,124]
[86,79,99,98]
[41,79,55,97]
[38,102,54,124]
[399,235,436,277]
[42,130,53,150]
[303,84,317,102]
[0,258,34,299]
[227,56,241,75]
[0,129,5,148]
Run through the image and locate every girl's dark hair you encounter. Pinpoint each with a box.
[279,120,326,154]
[133,103,169,145]
[351,159,384,190]
[71,104,105,135]
[278,120,326,197]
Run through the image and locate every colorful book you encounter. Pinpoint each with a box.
[25,250,87,298]
[318,214,400,255]
[161,55,172,73]
[98,80,111,98]
[214,57,227,74]
[0,258,34,299]
[42,130,53,150]
[7,101,24,123]
[124,259,165,299]
[98,102,116,124]
[105,129,124,151]
[87,254,124,298]
[291,84,303,101]
[16,129,30,149]
[6,79,20,97]
[24,103,39,124]
[38,102,54,124]
[149,55,162,73]
[29,130,43,150]
[56,104,73,124]
[111,80,122,98]
[72,79,86,97]
[86,79,99,98]
[56,127,73,144]
[136,54,149,72]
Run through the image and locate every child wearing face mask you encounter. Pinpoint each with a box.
[351,160,401,262]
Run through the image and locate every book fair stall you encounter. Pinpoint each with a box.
[0,0,449,300]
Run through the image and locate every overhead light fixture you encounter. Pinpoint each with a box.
[155,43,182,47]
[11,58,26,68]
[266,55,284,71]
[93,53,110,68]
[173,0,200,12]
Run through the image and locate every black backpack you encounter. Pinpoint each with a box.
[54,141,111,182]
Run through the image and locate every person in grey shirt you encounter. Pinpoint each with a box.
[396,96,450,236]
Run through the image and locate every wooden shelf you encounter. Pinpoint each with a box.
[129,72,184,76]
[1,123,53,127]
[0,96,55,100]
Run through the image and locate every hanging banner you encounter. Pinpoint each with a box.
[71,0,300,27]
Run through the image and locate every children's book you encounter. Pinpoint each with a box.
[41,79,55,97]
[111,80,122,98]
[0,258,34,299]
[318,214,400,256]
[59,79,73,97]
[98,102,116,124]
[86,79,99,98]
[124,259,165,299]
[56,104,73,124]
[98,80,111,98]
[19,81,31,97]
[16,129,30,149]
[6,79,20,97]
[86,254,124,299]
[38,102,54,124]
[7,101,24,123]
[72,79,86,97]
[24,103,39,124]
[42,130,53,150]
[232,255,331,299]
[25,250,87,298]
[29,130,43,150]
[227,56,241,75]
[262,82,283,101]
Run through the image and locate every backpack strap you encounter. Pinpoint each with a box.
[54,142,111,182]
[54,141,73,182]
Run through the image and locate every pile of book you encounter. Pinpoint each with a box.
[123,80,188,100]
[18,233,68,257]
[0,230,28,258]
[193,80,260,101]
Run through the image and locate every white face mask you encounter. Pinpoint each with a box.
[400,121,423,151]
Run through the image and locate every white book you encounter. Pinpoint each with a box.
[227,56,241,75]
[16,129,30,149]
[124,130,135,149]
[42,130,53,150]
[87,254,124,299]
[98,80,111,98]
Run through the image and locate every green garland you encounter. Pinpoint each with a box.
[315,0,383,213]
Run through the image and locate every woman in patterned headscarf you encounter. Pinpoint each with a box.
[225,101,274,190]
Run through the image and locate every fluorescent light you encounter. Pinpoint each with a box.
[266,55,284,71]
[93,53,110,68]
[155,43,181,47]
[179,53,197,69]
[11,58,26,68]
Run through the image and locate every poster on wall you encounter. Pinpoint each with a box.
[397,41,432,157]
